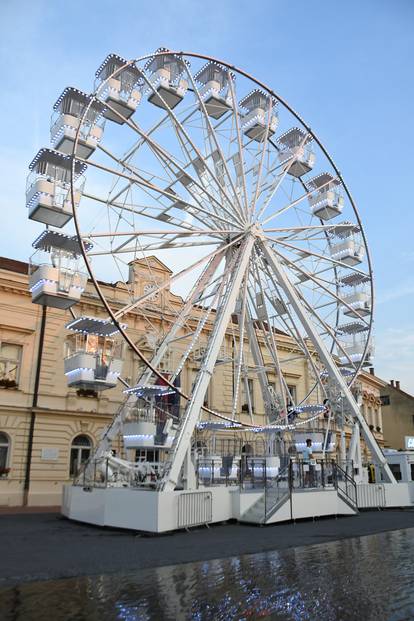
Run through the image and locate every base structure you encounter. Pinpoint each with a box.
[62,481,414,534]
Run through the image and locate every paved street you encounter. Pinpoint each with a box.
[2,509,414,588]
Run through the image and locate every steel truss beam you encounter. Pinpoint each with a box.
[159,235,255,491]
[260,240,395,483]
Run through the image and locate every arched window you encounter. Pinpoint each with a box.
[69,434,92,477]
[0,432,10,474]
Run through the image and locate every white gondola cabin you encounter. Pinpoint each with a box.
[29,230,90,310]
[308,173,344,221]
[338,321,371,368]
[194,62,234,119]
[95,54,142,124]
[122,386,176,450]
[26,148,86,228]
[330,224,365,266]
[239,90,278,142]
[338,336,374,367]
[51,87,105,159]
[64,317,125,391]
[277,128,315,178]
[145,48,188,110]
[339,272,371,318]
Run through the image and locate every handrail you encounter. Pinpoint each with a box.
[333,461,357,508]
[264,463,291,519]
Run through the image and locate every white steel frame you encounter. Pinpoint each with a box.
[59,49,388,485]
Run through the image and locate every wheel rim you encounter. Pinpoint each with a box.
[68,50,373,434]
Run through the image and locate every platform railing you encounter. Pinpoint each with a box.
[75,457,163,490]
[196,456,242,487]
[289,458,336,489]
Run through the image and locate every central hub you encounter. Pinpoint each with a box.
[248,222,265,239]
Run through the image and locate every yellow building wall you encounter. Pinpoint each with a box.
[0,258,381,506]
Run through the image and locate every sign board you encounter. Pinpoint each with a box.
[404,436,414,450]
[41,447,59,461]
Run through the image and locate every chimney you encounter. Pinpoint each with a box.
[396,380,400,390]
[390,380,394,387]
[369,367,375,375]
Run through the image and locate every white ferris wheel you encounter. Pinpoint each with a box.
[27,49,393,494]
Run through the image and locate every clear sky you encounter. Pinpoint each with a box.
[1,0,413,392]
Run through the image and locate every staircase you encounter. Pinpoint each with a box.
[334,463,358,513]
[240,466,291,524]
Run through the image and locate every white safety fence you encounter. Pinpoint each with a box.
[177,491,213,528]
[356,484,386,509]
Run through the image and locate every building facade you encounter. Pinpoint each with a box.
[0,256,384,506]
[379,379,414,450]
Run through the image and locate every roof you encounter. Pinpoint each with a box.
[307,172,340,190]
[277,127,313,147]
[65,316,126,336]
[239,89,276,111]
[28,148,87,177]
[128,255,173,274]
[381,382,414,402]
[0,257,28,275]
[53,87,105,114]
[95,53,141,81]
[32,230,93,255]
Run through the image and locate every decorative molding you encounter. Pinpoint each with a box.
[0,323,36,335]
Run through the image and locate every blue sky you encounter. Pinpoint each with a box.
[0,0,413,391]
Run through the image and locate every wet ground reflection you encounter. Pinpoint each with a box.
[2,528,414,620]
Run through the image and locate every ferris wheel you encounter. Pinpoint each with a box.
[27,49,392,491]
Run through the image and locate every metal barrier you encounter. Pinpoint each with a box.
[75,457,161,489]
[290,458,335,489]
[356,483,386,509]
[177,491,213,528]
[196,457,279,489]
[197,457,242,487]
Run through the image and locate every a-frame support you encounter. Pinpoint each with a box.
[261,240,395,483]
[159,236,255,491]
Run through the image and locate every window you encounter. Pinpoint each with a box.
[0,433,10,475]
[286,385,297,407]
[136,449,159,462]
[69,435,92,477]
[203,381,211,408]
[389,463,402,482]
[242,379,254,412]
[0,343,22,388]
[380,395,390,406]
[411,464,414,482]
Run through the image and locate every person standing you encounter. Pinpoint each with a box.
[302,438,314,487]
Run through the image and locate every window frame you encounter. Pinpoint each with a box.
[0,341,23,387]
[241,378,255,413]
[286,384,297,407]
[135,449,160,463]
[0,432,10,475]
[69,434,93,478]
